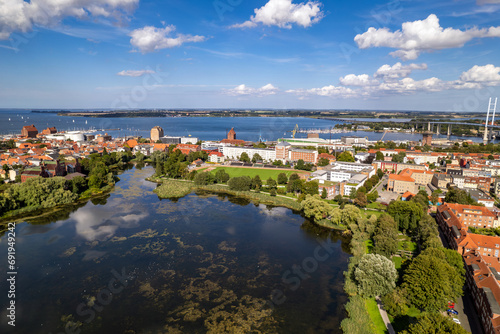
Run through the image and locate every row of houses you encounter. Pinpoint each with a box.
[437,203,500,334]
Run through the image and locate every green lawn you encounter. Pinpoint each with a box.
[365,298,388,334]
[364,239,374,254]
[367,202,386,210]
[398,235,417,252]
[210,167,305,180]
[392,256,402,269]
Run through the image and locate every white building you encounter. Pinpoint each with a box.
[221,146,276,162]
[208,152,225,163]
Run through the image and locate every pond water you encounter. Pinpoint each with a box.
[0,167,351,334]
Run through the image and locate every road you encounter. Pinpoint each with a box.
[375,175,400,204]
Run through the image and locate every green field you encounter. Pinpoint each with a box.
[365,298,388,334]
[210,167,306,181]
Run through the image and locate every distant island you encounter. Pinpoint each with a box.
[32,109,486,120]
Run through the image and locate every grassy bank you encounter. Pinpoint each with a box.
[154,180,194,198]
[152,178,302,210]
[366,298,388,334]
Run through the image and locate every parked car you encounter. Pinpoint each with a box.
[448,309,459,315]
[452,318,461,324]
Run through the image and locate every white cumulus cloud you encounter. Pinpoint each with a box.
[339,74,379,86]
[231,0,323,29]
[374,62,428,81]
[286,63,500,99]
[354,14,500,60]
[0,0,138,40]
[225,84,279,97]
[460,64,500,84]
[287,85,357,98]
[117,70,156,77]
[130,25,205,53]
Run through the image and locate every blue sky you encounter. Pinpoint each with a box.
[0,0,499,111]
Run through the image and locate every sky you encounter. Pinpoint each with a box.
[0,0,500,111]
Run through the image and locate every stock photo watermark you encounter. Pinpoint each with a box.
[6,222,17,327]
[213,0,243,21]
[111,66,169,110]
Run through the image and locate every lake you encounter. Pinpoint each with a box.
[0,167,351,333]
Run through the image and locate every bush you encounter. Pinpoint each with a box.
[228,176,252,191]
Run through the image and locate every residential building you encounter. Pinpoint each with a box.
[437,203,496,231]
[387,174,417,194]
[432,173,452,190]
[400,168,434,186]
[289,149,318,164]
[341,136,368,146]
[466,189,496,208]
[463,251,500,334]
[221,146,276,162]
[452,175,465,188]
[208,152,225,163]
[373,161,426,174]
[275,141,291,162]
[175,144,201,156]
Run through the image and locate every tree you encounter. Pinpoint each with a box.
[388,201,424,232]
[251,153,263,163]
[294,159,313,171]
[301,195,333,223]
[377,169,384,179]
[353,254,397,298]
[194,172,215,185]
[382,288,409,317]
[134,152,145,162]
[239,152,250,163]
[391,152,406,163]
[289,173,300,182]
[372,215,399,258]
[321,188,327,199]
[267,177,277,190]
[251,175,262,190]
[155,162,164,176]
[303,180,319,196]
[400,314,469,334]
[287,179,303,194]
[402,254,463,312]
[340,296,376,334]
[367,190,378,203]
[445,187,478,205]
[277,173,288,185]
[70,176,88,194]
[228,176,252,191]
[340,205,361,228]
[337,151,355,162]
[317,158,330,167]
[375,151,385,161]
[354,192,367,208]
[215,169,230,184]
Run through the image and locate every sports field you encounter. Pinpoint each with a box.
[210,167,308,180]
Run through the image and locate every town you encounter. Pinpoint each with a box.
[4,121,500,333]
